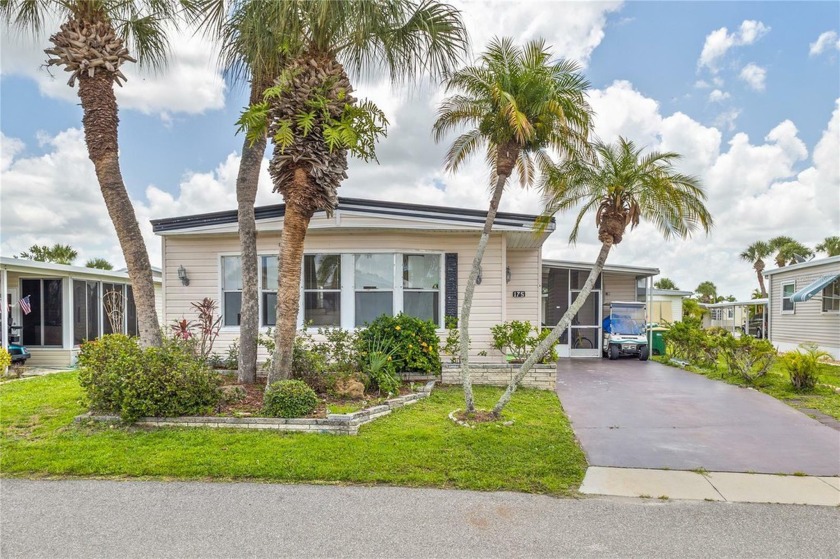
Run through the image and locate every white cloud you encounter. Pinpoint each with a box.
[739,63,767,91]
[809,30,840,56]
[453,0,624,67]
[708,89,730,103]
[713,108,742,131]
[0,22,225,118]
[588,80,662,146]
[698,20,770,71]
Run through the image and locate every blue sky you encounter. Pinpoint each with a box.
[2,1,838,299]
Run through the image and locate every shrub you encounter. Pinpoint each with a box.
[78,334,221,421]
[781,343,831,390]
[442,316,470,363]
[718,335,776,383]
[357,313,441,374]
[490,320,557,363]
[312,327,357,373]
[0,347,11,371]
[77,334,144,414]
[663,319,705,362]
[263,380,318,418]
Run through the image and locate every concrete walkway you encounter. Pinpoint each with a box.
[556,358,840,476]
[581,467,840,506]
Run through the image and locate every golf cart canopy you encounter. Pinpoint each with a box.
[605,301,646,336]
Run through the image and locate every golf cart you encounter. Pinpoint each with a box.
[602,301,649,361]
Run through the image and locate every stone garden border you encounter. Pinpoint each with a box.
[441,363,557,391]
[76,380,436,436]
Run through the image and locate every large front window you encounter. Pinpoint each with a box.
[222,256,242,326]
[20,278,63,347]
[823,279,840,313]
[304,254,341,327]
[261,256,278,326]
[355,253,394,326]
[403,254,440,324]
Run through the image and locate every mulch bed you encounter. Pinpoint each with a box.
[215,374,416,418]
[454,409,498,423]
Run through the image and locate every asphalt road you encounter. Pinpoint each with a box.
[2,480,838,558]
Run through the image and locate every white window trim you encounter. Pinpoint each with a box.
[781,281,795,315]
[221,250,446,333]
[821,280,840,314]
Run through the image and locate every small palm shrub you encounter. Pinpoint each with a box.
[718,335,776,383]
[781,343,831,390]
[361,333,400,395]
[263,380,319,418]
[357,313,441,374]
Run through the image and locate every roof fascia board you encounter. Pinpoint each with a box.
[764,255,840,276]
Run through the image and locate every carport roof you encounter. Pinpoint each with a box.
[542,259,658,277]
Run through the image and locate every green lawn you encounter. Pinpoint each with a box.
[655,357,840,421]
[0,372,586,495]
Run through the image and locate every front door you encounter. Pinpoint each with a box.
[569,289,601,357]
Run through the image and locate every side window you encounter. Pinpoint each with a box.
[781,282,795,313]
[822,279,840,313]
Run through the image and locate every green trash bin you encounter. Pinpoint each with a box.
[649,327,668,356]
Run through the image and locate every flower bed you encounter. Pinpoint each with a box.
[77,380,436,435]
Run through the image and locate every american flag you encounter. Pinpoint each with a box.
[19,295,31,315]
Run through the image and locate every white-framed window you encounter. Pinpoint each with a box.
[355,253,395,327]
[822,279,840,313]
[261,256,278,326]
[218,251,444,331]
[221,255,242,326]
[303,254,342,327]
[781,281,795,314]
[402,254,440,324]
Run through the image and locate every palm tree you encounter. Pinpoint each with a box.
[654,277,678,290]
[19,243,78,265]
[432,37,591,412]
[190,1,291,383]
[85,257,114,270]
[769,236,812,267]
[239,0,468,384]
[816,236,840,257]
[695,281,718,304]
[1,0,174,347]
[491,137,712,416]
[739,241,771,297]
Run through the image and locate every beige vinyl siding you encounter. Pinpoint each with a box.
[768,262,840,355]
[27,348,76,368]
[504,249,541,326]
[602,272,636,306]
[163,230,516,361]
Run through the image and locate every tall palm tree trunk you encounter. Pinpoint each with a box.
[268,173,313,384]
[458,172,508,412]
[492,240,613,416]
[754,262,767,298]
[236,81,268,384]
[78,71,161,347]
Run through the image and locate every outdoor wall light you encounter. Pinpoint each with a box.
[506,266,512,283]
[178,265,190,286]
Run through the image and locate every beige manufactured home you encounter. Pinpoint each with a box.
[765,256,840,357]
[153,198,659,361]
[0,257,162,367]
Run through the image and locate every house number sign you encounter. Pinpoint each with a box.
[512,291,526,298]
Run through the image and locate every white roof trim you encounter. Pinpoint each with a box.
[542,258,659,277]
[764,255,840,276]
[0,257,161,284]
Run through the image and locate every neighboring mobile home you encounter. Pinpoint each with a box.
[647,288,693,324]
[0,258,163,367]
[152,198,659,361]
[764,255,840,357]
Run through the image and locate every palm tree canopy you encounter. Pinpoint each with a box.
[433,36,592,184]
[1,0,176,71]
[189,0,468,85]
[654,277,678,290]
[541,137,713,245]
[740,240,771,264]
[816,236,840,257]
